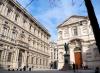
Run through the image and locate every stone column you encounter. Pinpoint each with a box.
[29,54,32,67]
[41,58,43,69]
[33,56,36,69]
[12,47,19,69]
[1,45,8,69]
[81,42,90,67]
[22,51,27,68]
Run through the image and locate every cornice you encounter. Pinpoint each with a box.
[8,0,51,36]
[57,15,88,28]
[0,14,49,46]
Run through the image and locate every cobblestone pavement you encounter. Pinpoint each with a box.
[0,69,95,73]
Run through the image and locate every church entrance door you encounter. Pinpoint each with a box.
[74,51,82,69]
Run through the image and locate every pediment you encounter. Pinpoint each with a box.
[58,15,88,28]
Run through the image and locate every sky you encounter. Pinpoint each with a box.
[16,0,100,41]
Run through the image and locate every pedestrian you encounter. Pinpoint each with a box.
[23,66,26,71]
[29,67,31,71]
[50,63,53,69]
[95,67,99,73]
[73,63,76,72]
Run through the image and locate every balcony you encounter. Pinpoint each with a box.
[17,40,29,49]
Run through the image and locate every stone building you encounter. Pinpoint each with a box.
[0,0,50,70]
[57,15,100,69]
[49,41,58,69]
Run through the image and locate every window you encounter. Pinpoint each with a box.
[79,21,83,25]
[7,7,12,16]
[29,24,32,30]
[23,19,26,23]
[12,27,17,40]
[15,13,19,21]
[31,57,34,64]
[58,31,62,39]
[40,59,41,65]
[7,52,12,62]
[21,31,25,38]
[54,53,56,59]
[34,28,36,34]
[73,26,78,36]
[0,50,2,61]
[64,29,69,37]
[23,19,26,28]
[38,30,39,36]
[2,22,9,37]
[26,56,29,65]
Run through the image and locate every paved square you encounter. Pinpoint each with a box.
[0,69,94,73]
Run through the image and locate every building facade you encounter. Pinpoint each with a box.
[57,15,100,69]
[49,41,58,69]
[0,0,50,70]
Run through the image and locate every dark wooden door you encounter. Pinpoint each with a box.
[74,52,82,69]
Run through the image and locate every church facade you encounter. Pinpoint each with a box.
[57,15,100,69]
[0,0,50,70]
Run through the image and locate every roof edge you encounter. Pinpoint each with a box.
[57,15,88,29]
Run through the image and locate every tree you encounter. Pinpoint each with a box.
[84,0,100,53]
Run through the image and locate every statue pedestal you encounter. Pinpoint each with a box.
[60,54,70,71]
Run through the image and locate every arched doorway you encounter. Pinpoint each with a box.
[69,39,83,69]
[74,47,82,69]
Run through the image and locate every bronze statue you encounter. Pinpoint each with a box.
[64,43,69,54]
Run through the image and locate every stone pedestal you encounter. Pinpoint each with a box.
[60,54,70,71]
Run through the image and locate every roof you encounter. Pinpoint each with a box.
[57,15,88,28]
[9,0,51,36]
